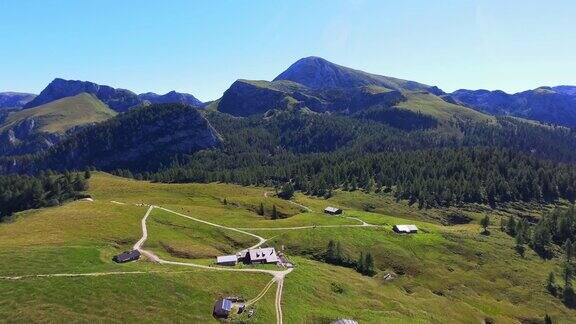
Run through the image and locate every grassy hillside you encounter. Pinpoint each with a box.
[0,173,574,323]
[0,93,116,134]
[396,92,495,124]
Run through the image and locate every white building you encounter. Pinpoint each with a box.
[393,224,418,234]
[247,247,279,264]
[216,255,238,266]
[221,247,280,265]
[324,206,342,215]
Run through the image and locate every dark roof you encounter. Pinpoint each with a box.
[213,298,233,318]
[113,250,141,263]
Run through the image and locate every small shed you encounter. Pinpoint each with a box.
[113,250,141,263]
[393,224,418,234]
[324,206,342,215]
[216,255,238,266]
[213,298,233,318]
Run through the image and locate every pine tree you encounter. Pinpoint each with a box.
[547,271,557,296]
[272,205,278,220]
[335,241,344,264]
[84,168,91,179]
[52,182,62,201]
[73,174,87,192]
[563,284,576,308]
[506,215,517,236]
[515,234,525,257]
[481,215,490,234]
[564,261,574,287]
[30,181,45,208]
[544,314,552,324]
[356,252,365,274]
[565,238,573,262]
[258,202,264,216]
[364,252,376,276]
[326,240,337,263]
[278,182,295,200]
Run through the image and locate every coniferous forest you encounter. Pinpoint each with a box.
[0,171,89,219]
[150,110,576,208]
[2,106,576,215]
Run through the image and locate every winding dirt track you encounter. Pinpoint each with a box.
[3,200,378,324]
[134,205,292,324]
[0,270,198,280]
[264,191,312,212]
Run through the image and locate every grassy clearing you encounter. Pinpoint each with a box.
[1,172,575,323]
[144,207,258,259]
[0,270,276,323]
[396,92,495,124]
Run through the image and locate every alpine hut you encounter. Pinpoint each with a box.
[324,206,342,215]
[392,224,418,234]
[113,250,141,263]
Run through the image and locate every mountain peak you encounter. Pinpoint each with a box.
[24,78,140,112]
[273,56,358,89]
[138,90,202,107]
[274,57,444,95]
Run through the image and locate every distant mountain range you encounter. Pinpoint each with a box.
[0,79,203,156]
[2,60,575,127]
[139,91,202,107]
[445,86,576,127]
[212,57,576,128]
[0,92,36,109]
[215,56,490,126]
[1,79,203,111]
[0,56,575,174]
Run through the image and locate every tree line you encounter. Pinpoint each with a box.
[500,206,576,308]
[4,109,576,210]
[0,170,90,219]
[147,111,576,208]
[322,239,376,276]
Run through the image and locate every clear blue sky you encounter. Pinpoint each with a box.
[1,0,574,101]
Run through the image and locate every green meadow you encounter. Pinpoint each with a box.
[0,172,574,323]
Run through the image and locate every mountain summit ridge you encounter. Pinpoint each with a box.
[24,78,142,112]
[274,56,444,95]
